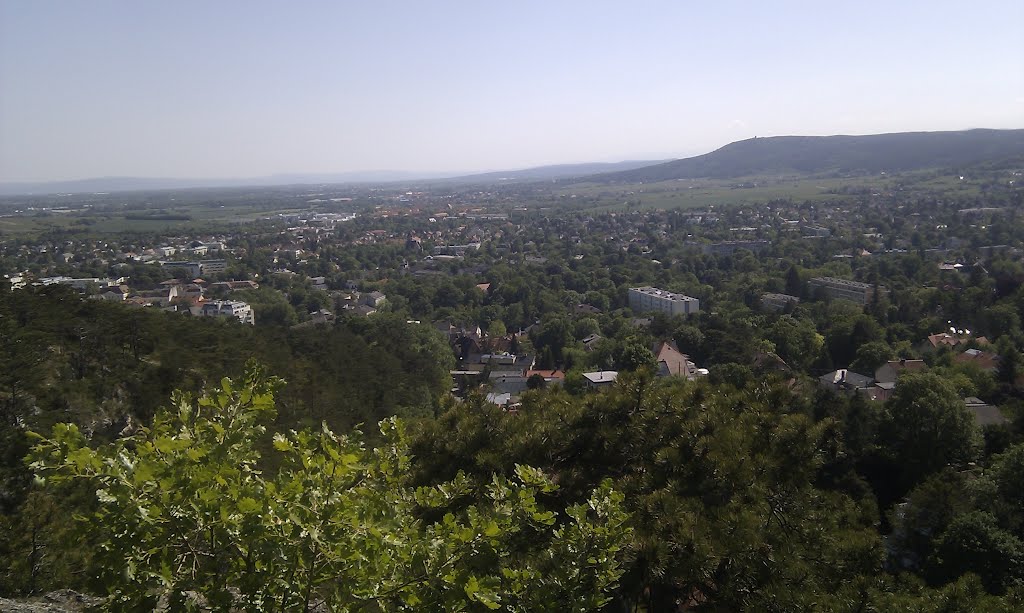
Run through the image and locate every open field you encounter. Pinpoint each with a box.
[557,169,993,211]
[0,205,292,236]
[0,185,359,237]
[560,179,853,211]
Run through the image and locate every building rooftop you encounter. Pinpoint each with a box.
[821,369,874,388]
[809,276,874,289]
[762,293,800,301]
[582,371,618,384]
[629,286,698,301]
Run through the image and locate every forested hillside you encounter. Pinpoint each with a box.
[587,129,1024,182]
[0,285,453,434]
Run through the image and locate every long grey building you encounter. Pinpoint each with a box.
[628,286,700,316]
[808,277,885,305]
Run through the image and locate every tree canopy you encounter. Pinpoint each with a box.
[29,365,631,611]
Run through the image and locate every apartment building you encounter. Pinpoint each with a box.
[628,286,700,316]
[808,277,884,305]
[761,293,801,312]
[160,259,227,277]
[700,240,770,256]
[199,259,227,275]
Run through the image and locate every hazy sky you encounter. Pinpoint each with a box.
[1,1,1022,182]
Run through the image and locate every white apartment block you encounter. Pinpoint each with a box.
[37,276,123,290]
[200,300,255,325]
[628,286,700,316]
[159,259,227,278]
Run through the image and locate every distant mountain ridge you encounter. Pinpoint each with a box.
[436,160,667,184]
[582,129,1024,183]
[3,128,1022,196]
[0,171,458,197]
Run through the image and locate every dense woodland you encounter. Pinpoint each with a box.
[3,180,1024,609]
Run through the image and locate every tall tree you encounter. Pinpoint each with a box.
[785,264,803,297]
[928,511,1024,594]
[883,372,982,489]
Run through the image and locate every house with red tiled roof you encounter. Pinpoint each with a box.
[955,348,1000,372]
[482,335,515,355]
[922,332,990,351]
[654,341,694,379]
[525,369,565,385]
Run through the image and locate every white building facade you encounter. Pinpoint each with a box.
[628,286,700,316]
[200,300,255,325]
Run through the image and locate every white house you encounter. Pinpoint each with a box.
[582,371,618,389]
[199,300,255,325]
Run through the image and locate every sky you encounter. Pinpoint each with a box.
[1,1,1022,182]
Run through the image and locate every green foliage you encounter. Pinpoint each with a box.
[486,319,507,338]
[989,443,1024,534]
[928,511,1024,594]
[883,372,983,489]
[825,573,1024,612]
[707,362,754,389]
[235,287,299,326]
[889,469,976,572]
[411,374,883,610]
[29,365,630,610]
[0,288,454,443]
[0,488,90,596]
[614,337,656,372]
[850,340,894,375]
[766,314,824,370]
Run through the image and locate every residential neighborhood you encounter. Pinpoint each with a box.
[2,1,1024,606]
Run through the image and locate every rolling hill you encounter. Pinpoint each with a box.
[5,129,1021,196]
[582,129,1024,183]
[434,160,667,184]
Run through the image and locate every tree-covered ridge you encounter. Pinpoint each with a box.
[0,285,453,436]
[587,129,1024,183]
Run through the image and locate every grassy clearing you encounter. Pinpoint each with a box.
[0,201,316,238]
[560,177,857,211]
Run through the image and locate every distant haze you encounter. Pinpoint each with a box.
[1,1,1021,183]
